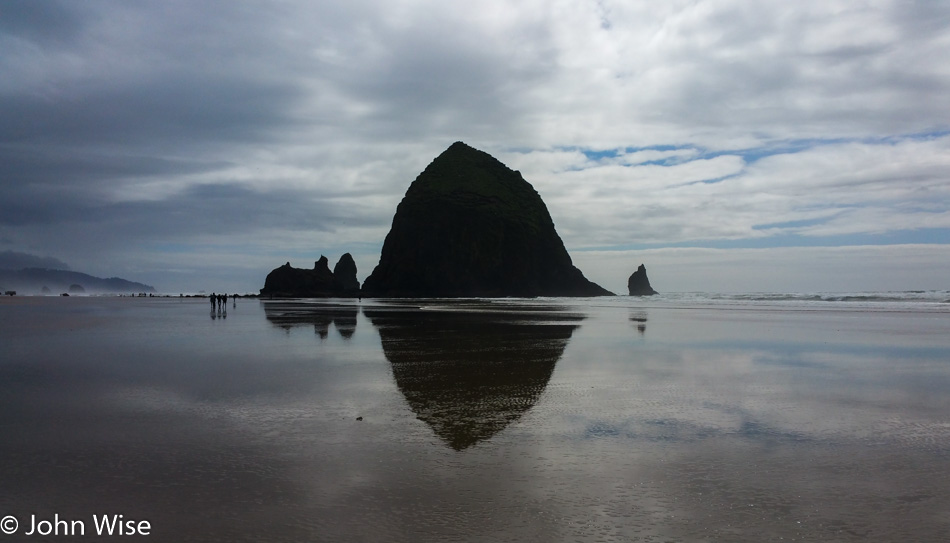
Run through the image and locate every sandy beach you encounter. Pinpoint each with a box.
[1,295,949,542]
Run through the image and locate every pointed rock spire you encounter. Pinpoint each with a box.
[628,264,657,296]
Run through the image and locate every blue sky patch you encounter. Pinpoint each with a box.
[578,227,950,252]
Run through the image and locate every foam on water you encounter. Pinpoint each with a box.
[644,290,950,310]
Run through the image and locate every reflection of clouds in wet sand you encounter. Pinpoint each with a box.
[365,304,584,450]
[0,374,310,542]
[4,298,950,542]
[541,332,950,542]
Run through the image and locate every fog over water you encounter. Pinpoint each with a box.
[1,296,949,541]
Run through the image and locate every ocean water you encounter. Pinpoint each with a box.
[1,294,949,542]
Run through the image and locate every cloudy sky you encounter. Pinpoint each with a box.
[2,0,949,294]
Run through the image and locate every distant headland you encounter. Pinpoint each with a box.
[0,267,155,295]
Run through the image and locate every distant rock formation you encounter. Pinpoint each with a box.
[259,254,361,298]
[68,284,86,294]
[332,253,360,295]
[0,268,155,294]
[627,264,657,296]
[361,141,612,297]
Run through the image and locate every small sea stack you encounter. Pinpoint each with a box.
[628,264,657,296]
[332,253,360,295]
[260,254,360,298]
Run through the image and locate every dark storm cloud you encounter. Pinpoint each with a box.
[141,183,384,236]
[1,0,314,164]
[0,75,303,148]
[0,1,327,274]
[0,0,546,279]
[0,145,229,186]
[0,181,381,236]
[0,71,299,225]
[0,0,88,47]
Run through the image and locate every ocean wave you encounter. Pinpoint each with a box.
[651,291,950,308]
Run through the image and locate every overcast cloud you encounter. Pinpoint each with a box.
[1,0,948,293]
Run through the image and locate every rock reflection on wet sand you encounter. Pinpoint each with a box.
[1,296,950,542]
[264,300,358,339]
[364,304,582,450]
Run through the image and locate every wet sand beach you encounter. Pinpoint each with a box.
[1,295,949,541]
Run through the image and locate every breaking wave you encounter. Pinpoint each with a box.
[638,290,950,311]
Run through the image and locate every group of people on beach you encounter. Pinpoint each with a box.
[209,292,236,313]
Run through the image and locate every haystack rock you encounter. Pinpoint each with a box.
[361,141,612,297]
[627,264,657,296]
[260,254,360,297]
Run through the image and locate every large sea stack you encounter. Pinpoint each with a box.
[627,264,658,296]
[361,142,612,297]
